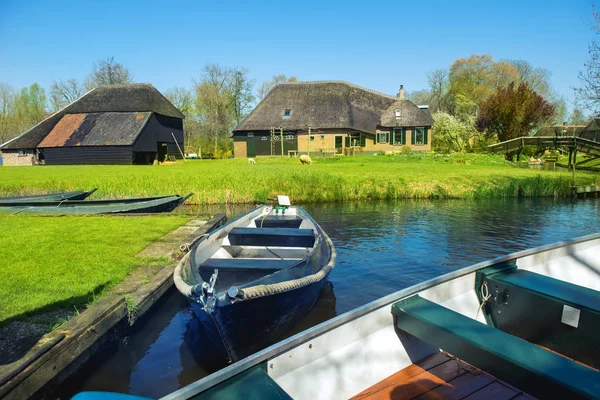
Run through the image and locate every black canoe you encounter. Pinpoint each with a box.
[0,188,97,203]
[0,193,192,215]
[174,204,336,362]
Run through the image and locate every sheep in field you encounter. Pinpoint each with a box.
[299,155,312,165]
[248,158,256,165]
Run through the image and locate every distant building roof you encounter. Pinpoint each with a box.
[233,81,433,135]
[533,125,586,137]
[380,99,434,127]
[1,83,183,150]
[38,112,152,148]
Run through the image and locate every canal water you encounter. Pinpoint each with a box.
[59,198,600,398]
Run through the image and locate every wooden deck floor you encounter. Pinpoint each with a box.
[350,352,536,400]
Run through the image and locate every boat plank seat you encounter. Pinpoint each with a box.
[228,227,315,247]
[392,295,600,399]
[199,258,301,271]
[477,264,600,369]
[254,215,303,229]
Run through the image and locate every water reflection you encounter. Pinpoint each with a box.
[58,198,600,397]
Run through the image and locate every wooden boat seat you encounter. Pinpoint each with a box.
[476,263,600,369]
[228,227,315,247]
[392,295,600,399]
[199,258,301,271]
[253,215,303,229]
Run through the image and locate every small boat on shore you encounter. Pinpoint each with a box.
[0,188,97,203]
[0,194,192,215]
[174,196,336,362]
[164,233,600,400]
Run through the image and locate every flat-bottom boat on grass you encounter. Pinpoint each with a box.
[0,194,192,215]
[174,197,336,362]
[0,188,97,203]
[164,233,600,400]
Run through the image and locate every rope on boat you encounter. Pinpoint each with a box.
[475,281,490,320]
[237,233,337,300]
[174,233,210,297]
[180,233,210,253]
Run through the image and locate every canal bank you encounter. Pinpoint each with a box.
[0,214,226,400]
[54,198,600,399]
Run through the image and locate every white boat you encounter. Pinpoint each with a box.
[162,233,600,400]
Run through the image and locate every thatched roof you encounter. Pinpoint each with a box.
[38,112,152,148]
[582,118,600,133]
[379,99,434,127]
[234,81,412,134]
[533,125,586,137]
[1,84,183,150]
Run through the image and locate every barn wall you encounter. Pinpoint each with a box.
[1,149,36,166]
[43,146,133,165]
[133,114,184,158]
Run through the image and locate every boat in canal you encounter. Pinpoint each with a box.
[0,188,97,203]
[0,194,192,215]
[161,232,600,400]
[174,196,336,362]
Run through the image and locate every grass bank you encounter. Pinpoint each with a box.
[0,154,597,203]
[0,215,189,325]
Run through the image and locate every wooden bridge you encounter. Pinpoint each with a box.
[488,136,600,165]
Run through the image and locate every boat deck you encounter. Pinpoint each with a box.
[350,352,536,400]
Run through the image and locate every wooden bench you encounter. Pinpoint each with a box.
[199,258,302,271]
[476,263,600,368]
[392,295,600,399]
[228,227,315,247]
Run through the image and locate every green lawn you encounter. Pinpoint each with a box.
[0,215,188,325]
[0,154,598,203]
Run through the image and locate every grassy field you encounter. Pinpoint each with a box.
[0,154,597,203]
[0,215,188,325]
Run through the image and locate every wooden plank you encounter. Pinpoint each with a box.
[350,353,451,399]
[463,382,519,400]
[351,356,469,400]
[414,371,496,400]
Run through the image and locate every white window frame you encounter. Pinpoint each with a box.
[17,149,27,157]
[283,108,292,117]
[309,135,315,142]
[414,127,425,145]
[377,132,388,144]
[392,128,404,146]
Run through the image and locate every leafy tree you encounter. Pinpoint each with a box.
[16,83,47,127]
[85,57,133,90]
[476,82,554,142]
[229,68,255,125]
[257,74,297,100]
[405,90,431,106]
[0,83,18,144]
[49,79,84,111]
[432,111,477,153]
[570,108,588,125]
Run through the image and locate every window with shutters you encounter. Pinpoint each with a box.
[377,132,388,144]
[345,132,364,147]
[392,128,406,145]
[414,127,427,145]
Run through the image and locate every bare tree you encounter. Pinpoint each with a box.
[257,74,297,100]
[229,68,255,125]
[85,57,133,90]
[164,87,195,116]
[576,7,600,114]
[427,69,449,112]
[0,83,17,144]
[49,79,84,111]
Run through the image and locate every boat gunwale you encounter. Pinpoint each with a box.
[162,231,600,400]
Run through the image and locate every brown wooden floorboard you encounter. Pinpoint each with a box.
[350,352,536,400]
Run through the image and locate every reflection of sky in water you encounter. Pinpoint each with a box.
[61,198,600,398]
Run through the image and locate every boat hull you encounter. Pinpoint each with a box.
[190,277,328,362]
[0,189,97,203]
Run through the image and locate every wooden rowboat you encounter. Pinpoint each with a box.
[174,197,336,363]
[163,233,600,400]
[0,194,192,215]
[0,188,97,203]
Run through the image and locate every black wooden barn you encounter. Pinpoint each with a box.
[0,84,184,165]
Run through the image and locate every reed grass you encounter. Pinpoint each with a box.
[0,154,596,204]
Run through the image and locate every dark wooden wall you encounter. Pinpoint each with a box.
[43,146,134,165]
[133,114,184,158]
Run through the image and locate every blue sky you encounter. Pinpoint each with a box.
[0,0,596,110]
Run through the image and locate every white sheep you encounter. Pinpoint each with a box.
[299,155,312,165]
[248,158,256,165]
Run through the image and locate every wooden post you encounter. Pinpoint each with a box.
[572,148,577,186]
[280,126,284,157]
[568,149,573,170]
[270,127,274,156]
[307,125,311,157]
[171,132,186,161]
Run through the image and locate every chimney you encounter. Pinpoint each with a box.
[397,85,405,99]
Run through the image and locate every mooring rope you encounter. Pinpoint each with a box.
[475,281,490,320]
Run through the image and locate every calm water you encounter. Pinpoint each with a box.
[59,198,600,398]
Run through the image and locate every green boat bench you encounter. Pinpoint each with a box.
[392,295,600,399]
[199,258,302,271]
[228,227,315,248]
[476,263,600,369]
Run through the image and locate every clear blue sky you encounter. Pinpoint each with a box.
[0,0,596,110]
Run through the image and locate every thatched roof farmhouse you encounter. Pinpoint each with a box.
[232,81,433,158]
[0,84,184,166]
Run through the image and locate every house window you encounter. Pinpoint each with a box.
[345,132,365,147]
[392,128,406,145]
[283,108,291,117]
[320,135,325,140]
[377,132,388,144]
[395,109,401,120]
[413,127,427,145]
[248,132,254,137]
[17,149,27,157]
[310,135,315,141]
